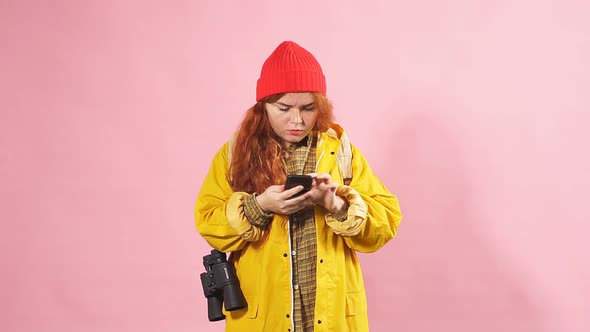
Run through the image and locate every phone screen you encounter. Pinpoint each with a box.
[285,175,312,197]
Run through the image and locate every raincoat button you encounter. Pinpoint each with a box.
[283,253,288,257]
[320,259,323,263]
[330,151,335,155]
[286,314,290,318]
[318,319,322,324]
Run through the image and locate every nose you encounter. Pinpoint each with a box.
[289,109,302,124]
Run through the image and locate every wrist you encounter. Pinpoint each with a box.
[330,195,349,214]
[255,193,271,214]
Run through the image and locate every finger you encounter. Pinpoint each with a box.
[290,199,311,213]
[283,185,304,197]
[286,191,311,205]
[325,181,339,190]
[314,174,332,183]
[304,195,315,205]
[268,184,286,193]
[299,192,314,203]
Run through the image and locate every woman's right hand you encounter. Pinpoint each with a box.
[256,185,312,215]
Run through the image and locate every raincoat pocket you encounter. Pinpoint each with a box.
[345,291,367,316]
[225,295,258,319]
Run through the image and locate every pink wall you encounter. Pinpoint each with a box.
[1,1,589,331]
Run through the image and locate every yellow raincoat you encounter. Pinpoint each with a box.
[195,125,402,331]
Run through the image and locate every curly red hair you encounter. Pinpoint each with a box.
[230,92,334,193]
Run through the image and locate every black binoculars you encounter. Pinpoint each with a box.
[200,249,247,321]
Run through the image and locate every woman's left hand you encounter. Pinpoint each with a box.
[308,173,348,213]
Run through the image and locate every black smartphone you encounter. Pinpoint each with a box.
[285,175,313,197]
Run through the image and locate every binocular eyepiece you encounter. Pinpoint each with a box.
[200,249,247,321]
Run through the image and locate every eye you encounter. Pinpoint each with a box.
[302,106,314,111]
[279,107,290,112]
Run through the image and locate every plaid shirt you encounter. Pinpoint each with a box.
[243,133,318,332]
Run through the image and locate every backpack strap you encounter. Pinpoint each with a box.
[336,132,353,185]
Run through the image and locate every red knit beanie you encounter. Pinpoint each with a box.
[256,41,326,101]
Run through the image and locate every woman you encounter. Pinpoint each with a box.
[195,41,402,331]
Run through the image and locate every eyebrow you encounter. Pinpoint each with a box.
[276,102,314,108]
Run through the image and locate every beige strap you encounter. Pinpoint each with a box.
[336,132,353,185]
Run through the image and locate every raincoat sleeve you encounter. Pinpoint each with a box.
[332,144,402,252]
[194,142,265,252]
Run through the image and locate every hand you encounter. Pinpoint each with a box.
[308,173,348,213]
[256,184,313,215]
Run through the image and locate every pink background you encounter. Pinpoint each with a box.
[1,1,589,331]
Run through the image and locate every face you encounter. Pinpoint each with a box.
[265,93,319,148]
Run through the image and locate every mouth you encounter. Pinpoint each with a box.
[287,130,304,135]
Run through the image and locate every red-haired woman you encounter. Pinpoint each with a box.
[195,41,402,332]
